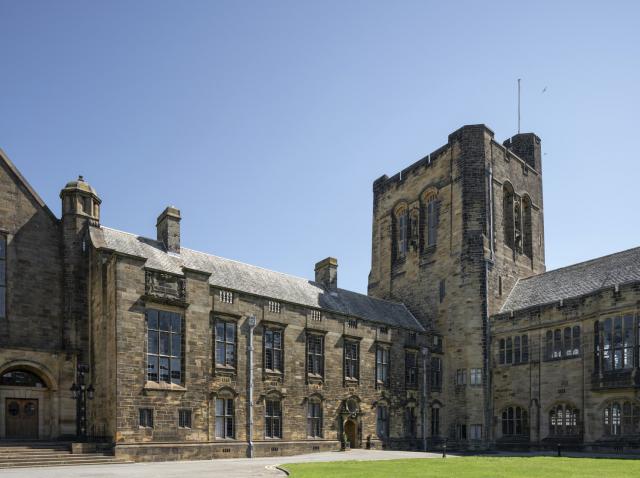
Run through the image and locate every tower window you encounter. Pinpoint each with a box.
[393,205,408,261]
[0,235,5,319]
[503,183,515,249]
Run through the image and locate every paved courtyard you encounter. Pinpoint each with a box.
[0,450,446,478]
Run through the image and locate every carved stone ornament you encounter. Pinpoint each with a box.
[145,270,187,302]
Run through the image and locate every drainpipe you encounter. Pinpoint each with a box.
[421,346,429,452]
[247,315,257,458]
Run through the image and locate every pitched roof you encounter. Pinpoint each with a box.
[501,247,640,313]
[89,226,424,332]
[0,148,58,222]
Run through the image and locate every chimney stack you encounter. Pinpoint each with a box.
[315,257,338,289]
[157,206,181,254]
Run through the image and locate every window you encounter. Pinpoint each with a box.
[603,401,640,436]
[146,309,183,384]
[439,279,446,303]
[394,206,408,261]
[501,406,528,436]
[549,404,578,436]
[178,409,192,428]
[376,405,389,438]
[546,326,581,361]
[431,407,440,436]
[455,369,466,386]
[139,408,153,428]
[216,397,234,439]
[470,368,482,385]
[469,424,483,440]
[344,340,359,381]
[503,183,515,249]
[405,406,417,438]
[307,399,322,438]
[265,399,282,438]
[432,335,443,353]
[0,370,46,388]
[522,196,533,258]
[215,320,236,368]
[347,319,358,329]
[0,235,5,319]
[264,328,283,373]
[596,316,633,371]
[307,334,324,377]
[376,346,390,386]
[455,423,467,440]
[310,310,322,321]
[408,331,417,345]
[423,193,438,249]
[405,350,418,388]
[379,326,389,335]
[268,301,281,313]
[219,290,233,304]
[431,357,442,390]
[501,335,529,365]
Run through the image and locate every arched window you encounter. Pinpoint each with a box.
[0,370,46,388]
[571,326,580,357]
[393,205,408,261]
[502,406,528,436]
[421,192,438,250]
[522,195,533,258]
[499,339,506,364]
[549,404,579,435]
[503,184,515,249]
[514,336,521,364]
[307,397,323,438]
[563,327,572,357]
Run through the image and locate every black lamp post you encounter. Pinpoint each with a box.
[70,363,94,441]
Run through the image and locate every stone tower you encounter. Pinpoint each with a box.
[60,176,101,362]
[368,125,545,446]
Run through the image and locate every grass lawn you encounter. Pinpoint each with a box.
[282,456,640,478]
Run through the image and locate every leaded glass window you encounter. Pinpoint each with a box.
[146,309,183,384]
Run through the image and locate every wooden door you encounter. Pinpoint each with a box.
[5,399,38,439]
[345,419,358,448]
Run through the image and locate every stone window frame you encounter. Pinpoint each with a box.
[420,188,439,253]
[469,423,483,440]
[375,400,390,439]
[212,387,238,440]
[501,405,529,437]
[392,202,409,263]
[404,348,418,389]
[375,343,390,388]
[264,391,284,439]
[602,400,640,436]
[498,334,529,365]
[262,322,285,376]
[213,315,238,372]
[455,368,466,386]
[145,308,184,386]
[306,394,324,439]
[178,408,192,429]
[343,337,360,384]
[455,423,467,441]
[139,408,154,429]
[544,325,581,362]
[430,403,441,436]
[548,402,579,436]
[594,314,636,373]
[267,300,281,314]
[219,289,234,304]
[469,368,482,386]
[430,356,442,391]
[0,233,6,319]
[305,330,326,381]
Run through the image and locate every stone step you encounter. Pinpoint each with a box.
[0,453,112,462]
[0,458,132,469]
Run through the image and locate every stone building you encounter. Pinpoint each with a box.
[0,123,638,460]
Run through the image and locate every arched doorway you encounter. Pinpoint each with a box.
[0,368,49,439]
[344,419,358,448]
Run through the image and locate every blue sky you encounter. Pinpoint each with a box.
[1,1,639,293]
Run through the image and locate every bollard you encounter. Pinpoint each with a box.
[442,441,447,458]
[557,443,561,457]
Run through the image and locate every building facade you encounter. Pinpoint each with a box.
[0,123,638,460]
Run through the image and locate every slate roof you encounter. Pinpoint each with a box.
[501,247,640,313]
[89,226,424,332]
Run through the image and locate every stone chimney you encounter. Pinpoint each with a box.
[315,257,338,289]
[157,206,181,254]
